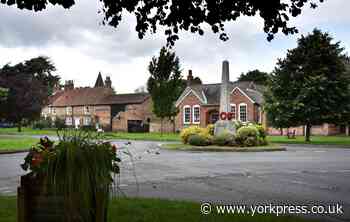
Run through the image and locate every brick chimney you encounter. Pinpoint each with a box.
[64,80,74,91]
[52,83,62,95]
[105,76,112,88]
[187,70,194,86]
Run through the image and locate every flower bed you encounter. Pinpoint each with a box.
[18,132,120,222]
[180,121,268,147]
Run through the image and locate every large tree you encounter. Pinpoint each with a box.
[1,0,324,45]
[264,29,350,141]
[238,70,270,84]
[0,57,59,132]
[147,47,185,133]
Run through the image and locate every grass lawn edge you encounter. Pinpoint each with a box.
[159,143,286,152]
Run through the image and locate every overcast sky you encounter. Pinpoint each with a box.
[0,0,349,93]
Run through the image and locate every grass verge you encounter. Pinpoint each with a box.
[0,196,315,222]
[0,136,38,153]
[160,143,285,152]
[0,128,349,146]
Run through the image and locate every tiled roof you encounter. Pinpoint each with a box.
[50,87,114,107]
[48,87,149,107]
[99,93,150,105]
[176,81,265,106]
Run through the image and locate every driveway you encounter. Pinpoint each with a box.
[0,141,349,221]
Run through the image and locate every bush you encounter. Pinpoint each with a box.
[206,124,215,136]
[32,118,52,130]
[254,124,267,139]
[188,134,209,146]
[232,120,243,130]
[180,126,205,144]
[54,118,66,130]
[212,133,234,146]
[236,126,259,146]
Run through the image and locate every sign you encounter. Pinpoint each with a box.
[219,112,234,121]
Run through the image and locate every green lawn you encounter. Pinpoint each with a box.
[0,127,56,136]
[267,135,350,146]
[161,143,286,152]
[0,136,38,152]
[104,132,181,141]
[0,127,350,146]
[0,196,315,222]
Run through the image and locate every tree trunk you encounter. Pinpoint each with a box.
[172,117,176,133]
[280,128,283,136]
[305,123,311,142]
[160,118,163,136]
[17,121,22,132]
[346,125,349,136]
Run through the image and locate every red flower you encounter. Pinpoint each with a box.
[31,153,43,167]
[112,145,117,153]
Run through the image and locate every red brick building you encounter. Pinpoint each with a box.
[42,73,158,132]
[175,77,265,131]
[175,70,346,136]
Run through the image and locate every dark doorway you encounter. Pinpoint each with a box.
[207,110,219,124]
[127,120,150,133]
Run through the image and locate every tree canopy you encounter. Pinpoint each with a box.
[238,70,270,84]
[1,0,324,45]
[0,56,59,131]
[264,29,350,141]
[147,47,185,132]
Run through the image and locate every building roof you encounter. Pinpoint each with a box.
[50,87,114,107]
[176,81,265,106]
[94,72,105,88]
[48,87,149,107]
[99,93,150,105]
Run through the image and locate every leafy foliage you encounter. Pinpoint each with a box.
[188,134,209,146]
[21,131,120,222]
[212,133,234,146]
[1,0,324,45]
[180,126,204,144]
[264,29,350,141]
[147,47,185,133]
[0,56,59,132]
[238,70,270,84]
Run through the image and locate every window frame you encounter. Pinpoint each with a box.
[230,103,236,120]
[239,103,248,123]
[66,106,72,115]
[183,105,191,124]
[84,106,90,115]
[192,105,201,124]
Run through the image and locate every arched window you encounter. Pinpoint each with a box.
[230,104,236,120]
[183,105,191,124]
[239,103,248,122]
[192,105,200,124]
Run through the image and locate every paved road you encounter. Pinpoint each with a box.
[1,141,349,221]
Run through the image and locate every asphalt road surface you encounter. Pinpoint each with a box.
[1,141,349,221]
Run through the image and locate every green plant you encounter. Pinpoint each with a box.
[54,118,66,130]
[232,120,243,130]
[180,126,204,144]
[236,126,259,146]
[244,136,258,147]
[212,133,234,146]
[206,124,215,136]
[21,130,120,222]
[254,124,267,139]
[32,118,52,130]
[188,134,209,146]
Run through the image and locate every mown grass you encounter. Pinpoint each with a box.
[267,135,350,146]
[0,136,38,152]
[0,127,350,146]
[0,196,316,222]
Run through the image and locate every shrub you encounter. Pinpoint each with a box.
[236,126,259,146]
[206,124,215,136]
[212,133,234,146]
[180,126,204,144]
[54,118,66,130]
[188,134,209,146]
[232,120,243,130]
[32,118,52,129]
[254,124,267,139]
[258,137,268,146]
